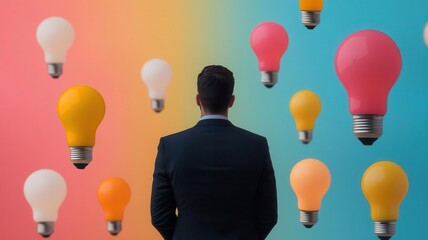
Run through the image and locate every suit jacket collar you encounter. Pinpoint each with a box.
[195,119,234,127]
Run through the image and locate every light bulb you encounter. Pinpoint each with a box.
[362,161,408,240]
[97,177,131,236]
[23,169,67,238]
[141,58,172,113]
[290,158,331,228]
[299,0,323,29]
[289,90,322,144]
[335,30,402,146]
[424,22,428,47]
[250,22,289,88]
[58,86,106,169]
[36,17,75,79]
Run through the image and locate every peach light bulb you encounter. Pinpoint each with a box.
[57,86,106,169]
[97,177,131,236]
[362,161,409,240]
[290,158,331,228]
[424,22,428,47]
[289,90,322,144]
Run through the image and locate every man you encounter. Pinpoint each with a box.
[151,65,277,240]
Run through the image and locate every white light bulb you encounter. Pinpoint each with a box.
[141,58,172,113]
[36,17,75,79]
[424,22,428,47]
[23,169,67,238]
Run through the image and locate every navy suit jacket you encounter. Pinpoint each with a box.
[151,119,277,240]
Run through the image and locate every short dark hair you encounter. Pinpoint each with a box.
[197,65,235,114]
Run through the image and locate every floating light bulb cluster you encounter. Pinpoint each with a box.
[247,16,410,239]
[250,24,403,146]
[24,17,133,238]
[287,158,408,239]
[23,170,132,238]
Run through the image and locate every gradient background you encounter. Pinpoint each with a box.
[0,0,427,239]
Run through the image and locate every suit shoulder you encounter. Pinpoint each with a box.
[160,127,195,142]
[232,126,268,142]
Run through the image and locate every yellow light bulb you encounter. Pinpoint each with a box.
[362,161,408,240]
[97,177,131,236]
[57,85,105,169]
[289,90,321,144]
[299,0,323,29]
[290,158,331,228]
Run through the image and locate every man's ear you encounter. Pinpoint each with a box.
[196,94,201,107]
[229,95,235,108]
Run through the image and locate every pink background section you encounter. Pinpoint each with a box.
[0,1,197,239]
[0,1,129,239]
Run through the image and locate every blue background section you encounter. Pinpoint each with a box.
[198,0,427,239]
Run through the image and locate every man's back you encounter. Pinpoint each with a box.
[151,119,277,240]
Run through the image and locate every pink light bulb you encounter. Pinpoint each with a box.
[335,30,402,146]
[250,22,289,88]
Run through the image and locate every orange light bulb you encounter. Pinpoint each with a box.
[290,158,331,228]
[97,177,131,236]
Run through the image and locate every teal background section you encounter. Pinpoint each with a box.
[192,0,427,239]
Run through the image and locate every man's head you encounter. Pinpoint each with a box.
[197,65,235,115]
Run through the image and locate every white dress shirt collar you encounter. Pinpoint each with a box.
[200,115,228,121]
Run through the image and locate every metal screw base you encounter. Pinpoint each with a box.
[353,114,383,146]
[70,147,93,169]
[47,63,63,79]
[298,130,313,144]
[374,221,396,240]
[37,222,54,238]
[151,99,165,113]
[301,11,321,29]
[107,221,122,236]
[300,211,318,228]
[260,71,278,88]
